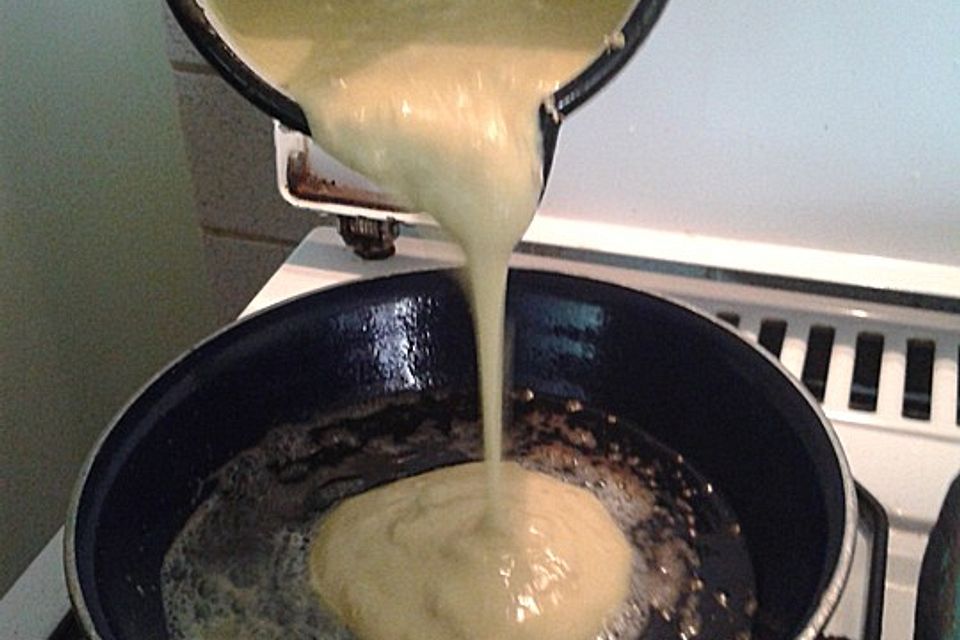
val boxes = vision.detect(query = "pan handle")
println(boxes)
[855,482,888,640]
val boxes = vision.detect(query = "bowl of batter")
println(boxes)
[164,0,669,177]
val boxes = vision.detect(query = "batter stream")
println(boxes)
[167,1,671,638]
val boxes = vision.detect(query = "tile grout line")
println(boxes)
[200,225,303,248]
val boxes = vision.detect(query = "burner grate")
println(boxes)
[683,288,960,440]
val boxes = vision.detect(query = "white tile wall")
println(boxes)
[162,4,331,319]
[172,71,325,242]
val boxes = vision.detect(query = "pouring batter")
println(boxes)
[312,462,634,640]
[197,1,636,637]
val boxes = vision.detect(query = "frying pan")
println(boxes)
[65,269,856,639]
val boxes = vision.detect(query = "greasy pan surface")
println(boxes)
[66,269,854,640]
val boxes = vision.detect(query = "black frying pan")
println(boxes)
[66,270,855,640]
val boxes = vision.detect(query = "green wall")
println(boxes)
[0,0,215,593]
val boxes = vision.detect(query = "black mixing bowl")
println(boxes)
[163,0,670,184]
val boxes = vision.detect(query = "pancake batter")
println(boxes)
[197,1,636,637]
[311,462,633,640]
